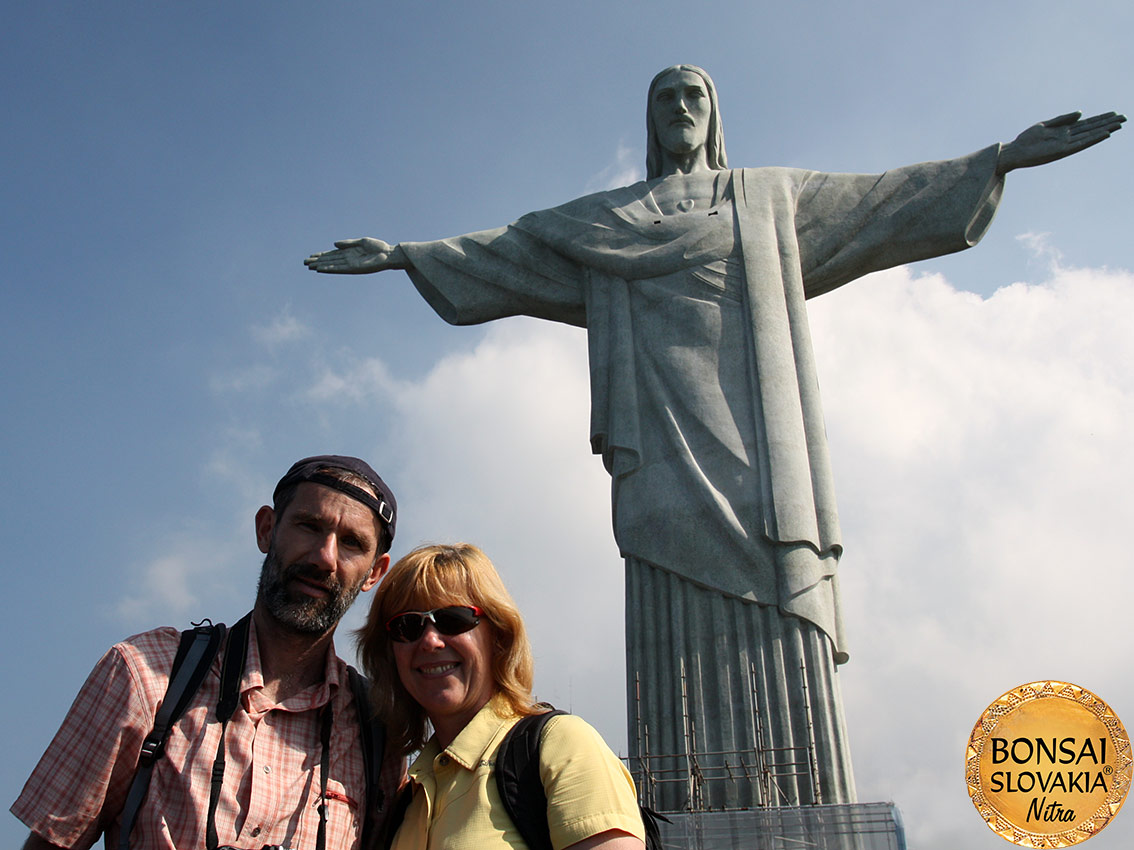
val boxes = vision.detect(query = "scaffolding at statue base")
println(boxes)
[655,803,907,850]
[625,659,906,850]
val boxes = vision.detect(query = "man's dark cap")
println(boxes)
[273,455,396,543]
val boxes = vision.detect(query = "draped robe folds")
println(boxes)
[401,146,1004,808]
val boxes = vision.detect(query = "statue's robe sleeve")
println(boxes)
[730,145,1005,554]
[401,224,589,327]
[794,145,1005,297]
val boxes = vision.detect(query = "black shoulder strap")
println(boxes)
[379,784,414,850]
[214,613,250,723]
[496,708,672,850]
[117,621,226,850]
[348,666,389,850]
[205,613,251,850]
[640,805,671,850]
[495,709,566,850]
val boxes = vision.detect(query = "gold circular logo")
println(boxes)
[967,681,1132,846]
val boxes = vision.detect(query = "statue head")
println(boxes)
[646,64,728,180]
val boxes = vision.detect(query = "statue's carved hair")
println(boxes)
[646,64,728,180]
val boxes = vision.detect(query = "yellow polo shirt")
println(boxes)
[392,697,645,850]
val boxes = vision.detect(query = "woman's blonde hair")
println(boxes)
[356,543,538,756]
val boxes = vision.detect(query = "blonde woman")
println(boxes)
[358,543,644,850]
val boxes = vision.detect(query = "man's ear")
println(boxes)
[361,552,391,592]
[254,505,275,554]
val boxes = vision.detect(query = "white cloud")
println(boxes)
[586,142,645,192]
[112,526,248,630]
[305,357,402,404]
[111,432,278,633]
[808,261,1134,848]
[252,306,311,348]
[209,308,312,395]
[1016,230,1063,268]
[114,552,200,621]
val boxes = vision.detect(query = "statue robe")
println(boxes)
[401,146,1003,808]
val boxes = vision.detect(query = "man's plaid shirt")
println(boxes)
[12,618,404,850]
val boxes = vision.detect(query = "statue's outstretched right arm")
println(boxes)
[304,238,411,274]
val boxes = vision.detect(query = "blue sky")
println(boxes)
[3,2,1133,847]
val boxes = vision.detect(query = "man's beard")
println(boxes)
[256,546,367,634]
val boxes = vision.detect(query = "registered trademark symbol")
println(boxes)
[1104,765,1114,775]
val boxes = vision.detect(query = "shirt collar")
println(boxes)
[241,615,345,717]
[410,694,514,776]
[445,695,513,769]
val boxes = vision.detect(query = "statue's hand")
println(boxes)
[304,238,409,274]
[997,111,1125,175]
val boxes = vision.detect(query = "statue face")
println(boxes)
[650,69,712,157]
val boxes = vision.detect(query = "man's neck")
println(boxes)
[251,607,336,704]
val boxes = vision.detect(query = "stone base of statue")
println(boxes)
[655,802,907,850]
[626,559,856,811]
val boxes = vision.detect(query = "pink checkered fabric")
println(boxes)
[12,620,404,850]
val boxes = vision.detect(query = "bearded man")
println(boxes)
[13,456,405,850]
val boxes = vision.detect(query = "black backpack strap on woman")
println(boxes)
[496,708,671,850]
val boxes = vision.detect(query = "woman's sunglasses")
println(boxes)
[385,605,485,643]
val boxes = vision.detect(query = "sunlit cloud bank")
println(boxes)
[808,260,1134,847]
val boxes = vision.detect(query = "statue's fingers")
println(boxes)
[1041,110,1083,128]
[1069,112,1126,135]
[1066,134,1110,156]
[313,251,353,269]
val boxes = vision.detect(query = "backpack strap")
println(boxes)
[348,666,389,850]
[379,784,414,850]
[117,621,226,850]
[205,612,251,850]
[495,709,566,850]
[495,708,672,850]
[640,805,671,850]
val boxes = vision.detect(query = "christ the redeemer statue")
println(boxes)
[306,65,1123,810]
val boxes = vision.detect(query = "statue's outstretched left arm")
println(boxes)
[996,111,1125,176]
